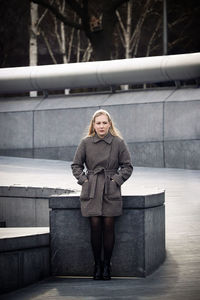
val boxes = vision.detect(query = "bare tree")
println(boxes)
[29,2,39,96]
[30,0,129,61]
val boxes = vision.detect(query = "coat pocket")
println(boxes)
[108,179,121,199]
[80,180,89,200]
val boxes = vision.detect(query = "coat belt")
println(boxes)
[87,167,118,198]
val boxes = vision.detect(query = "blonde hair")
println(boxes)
[87,109,122,138]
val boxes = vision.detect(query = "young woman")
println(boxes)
[71,109,133,280]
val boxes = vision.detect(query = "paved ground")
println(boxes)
[0,156,200,299]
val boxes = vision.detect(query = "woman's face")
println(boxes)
[93,114,111,138]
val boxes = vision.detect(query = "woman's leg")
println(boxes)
[90,216,103,264]
[90,216,103,279]
[103,216,115,263]
[102,216,115,279]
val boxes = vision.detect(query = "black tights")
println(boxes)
[90,216,115,264]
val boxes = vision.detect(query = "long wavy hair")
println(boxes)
[87,109,122,138]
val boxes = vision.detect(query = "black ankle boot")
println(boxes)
[102,262,111,280]
[93,262,102,280]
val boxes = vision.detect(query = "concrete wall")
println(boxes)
[0,87,200,169]
[0,186,71,227]
[0,230,49,294]
[50,192,165,277]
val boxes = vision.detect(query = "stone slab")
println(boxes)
[49,191,165,209]
[0,228,50,294]
[101,102,164,142]
[33,145,77,161]
[128,141,164,167]
[103,88,174,105]
[34,107,97,147]
[35,93,108,110]
[50,192,165,277]
[0,148,33,158]
[0,247,49,294]
[164,139,200,169]
[0,186,70,198]
[0,230,49,252]
[165,87,200,102]
[164,100,200,140]
[0,111,33,149]
[0,87,200,169]
[0,186,72,227]
[0,97,42,112]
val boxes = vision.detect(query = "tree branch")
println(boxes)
[67,0,84,19]
[116,9,126,37]
[112,0,129,11]
[146,17,162,56]
[37,0,54,26]
[40,29,57,63]
[30,0,83,30]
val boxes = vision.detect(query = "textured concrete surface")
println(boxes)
[0,87,200,169]
[50,193,165,277]
[0,228,49,251]
[0,156,200,299]
[0,186,71,227]
[0,228,50,294]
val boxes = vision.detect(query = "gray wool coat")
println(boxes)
[71,132,133,217]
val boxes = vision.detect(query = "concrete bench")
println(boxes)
[0,228,50,294]
[50,189,165,277]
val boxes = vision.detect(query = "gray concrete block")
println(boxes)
[50,192,165,210]
[164,100,200,140]
[22,248,50,285]
[50,209,91,276]
[0,111,33,149]
[101,103,163,142]
[0,186,71,227]
[3,197,36,227]
[50,193,165,277]
[128,141,164,167]
[34,145,77,161]
[166,87,200,102]
[103,88,174,106]
[0,148,33,158]
[34,107,97,148]
[0,247,50,294]
[35,198,50,226]
[1,87,199,169]
[0,97,42,112]
[0,228,50,294]
[144,206,165,275]
[0,233,49,252]
[0,197,5,222]
[0,186,70,198]
[116,206,165,277]
[0,252,20,293]
[50,193,81,209]
[35,93,108,110]
[164,140,200,169]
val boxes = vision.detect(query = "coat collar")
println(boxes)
[93,131,114,144]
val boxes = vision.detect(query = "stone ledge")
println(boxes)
[0,186,75,227]
[0,186,72,198]
[0,228,49,252]
[49,189,165,209]
[0,228,50,294]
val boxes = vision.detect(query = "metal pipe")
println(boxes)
[0,53,199,94]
